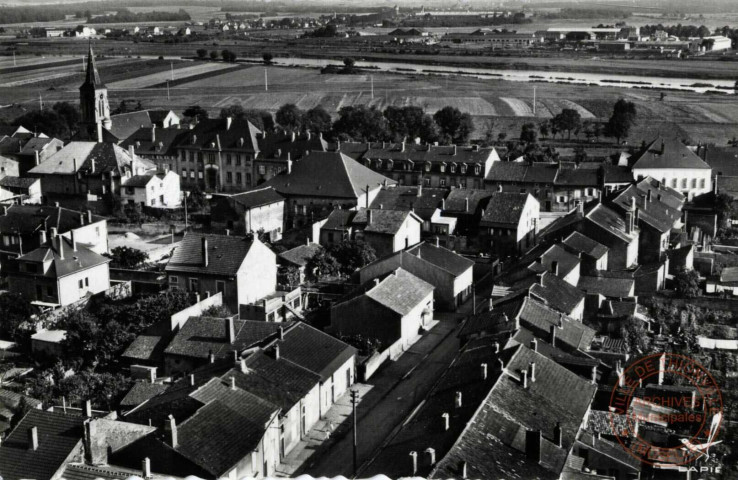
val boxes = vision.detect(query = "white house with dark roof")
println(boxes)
[120,169,180,208]
[165,233,276,312]
[7,232,111,307]
[528,244,581,286]
[480,192,539,256]
[631,137,712,200]
[561,231,609,273]
[209,187,285,241]
[330,268,434,350]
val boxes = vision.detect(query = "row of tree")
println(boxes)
[89,8,190,24]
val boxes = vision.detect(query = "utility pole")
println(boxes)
[371,75,374,99]
[472,285,476,314]
[533,86,537,116]
[171,61,174,81]
[264,68,268,91]
[38,93,43,111]
[350,389,359,476]
[13,51,16,67]
[166,80,170,101]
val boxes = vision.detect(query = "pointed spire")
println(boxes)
[82,42,104,88]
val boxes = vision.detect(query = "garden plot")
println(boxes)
[408,96,496,115]
[108,62,235,89]
[544,99,596,119]
[500,97,534,117]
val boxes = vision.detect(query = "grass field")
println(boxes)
[107,62,237,89]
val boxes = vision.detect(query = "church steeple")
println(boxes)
[79,43,111,133]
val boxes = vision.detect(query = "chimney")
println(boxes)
[128,144,135,159]
[189,374,195,386]
[435,236,440,248]
[202,237,209,267]
[625,212,633,234]
[425,447,436,466]
[630,196,636,212]
[226,116,233,130]
[34,150,40,166]
[455,391,462,408]
[647,189,652,203]
[274,343,280,361]
[481,363,488,380]
[497,358,505,371]
[208,351,215,364]
[166,414,178,448]
[417,183,422,197]
[553,422,562,447]
[441,412,450,431]
[287,158,293,175]
[85,400,92,418]
[225,229,230,236]
[714,174,719,195]
[367,210,372,225]
[660,140,665,154]
[550,324,557,347]
[410,451,418,475]
[227,317,235,344]
[530,338,538,352]
[464,198,469,212]
[28,426,39,450]
[493,341,500,353]
[521,369,528,389]
[551,261,559,276]
[453,145,457,155]
[230,376,236,391]
[142,457,151,479]
[591,366,598,385]
[39,230,47,245]
[96,122,103,143]
[79,212,85,225]
[50,227,58,238]
[529,362,536,382]
[525,430,542,463]
[441,198,446,210]
[278,326,284,340]
[291,131,296,142]
[71,230,77,252]
[461,461,468,479]
[57,235,65,260]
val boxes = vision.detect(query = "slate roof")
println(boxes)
[278,242,322,267]
[602,164,635,184]
[515,297,595,351]
[585,203,636,243]
[370,186,446,221]
[485,161,529,182]
[0,409,85,480]
[257,129,328,159]
[405,242,474,276]
[561,231,608,260]
[223,187,284,209]
[442,188,493,215]
[121,334,164,362]
[458,309,516,339]
[529,244,580,280]
[277,322,357,381]
[578,274,635,298]
[352,208,418,235]
[119,382,169,408]
[632,137,711,170]
[121,174,157,188]
[529,272,585,316]
[164,317,290,360]
[29,142,151,176]
[610,183,681,233]
[165,233,255,277]
[120,126,187,156]
[108,111,154,142]
[480,192,533,226]
[363,143,494,164]
[321,209,355,231]
[263,151,395,200]
[364,268,434,316]
[12,236,110,279]
[0,176,39,189]
[81,45,104,88]
[554,163,600,187]
[0,205,105,237]
[175,117,261,153]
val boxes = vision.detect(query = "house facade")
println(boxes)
[120,170,181,208]
[209,187,285,241]
[479,192,539,256]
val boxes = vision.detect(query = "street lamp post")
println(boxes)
[350,389,359,475]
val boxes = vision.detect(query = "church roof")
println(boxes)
[80,45,104,89]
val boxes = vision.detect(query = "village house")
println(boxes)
[0,176,42,204]
[7,232,111,308]
[165,233,276,312]
[1,137,64,175]
[119,125,188,172]
[575,203,640,271]
[277,241,322,285]
[631,137,712,200]
[440,188,494,234]
[355,241,473,311]
[209,187,285,241]
[561,231,609,273]
[263,151,395,228]
[528,244,581,286]
[253,130,329,186]
[479,192,539,256]
[369,185,447,234]
[319,208,423,257]
[331,268,434,352]
[120,169,181,208]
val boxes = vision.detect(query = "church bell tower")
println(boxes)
[79,44,111,131]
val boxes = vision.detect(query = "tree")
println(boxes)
[675,270,701,298]
[306,249,341,281]
[343,57,356,72]
[12,102,81,140]
[221,49,237,62]
[106,246,148,269]
[209,50,218,60]
[539,121,550,139]
[328,240,377,275]
[332,105,389,142]
[276,103,305,130]
[262,52,274,65]
[383,106,438,143]
[552,108,582,140]
[433,106,474,144]
[304,106,332,134]
[196,48,207,59]
[183,105,209,120]
[715,193,736,229]
[0,292,37,343]
[620,317,650,354]
[520,122,538,145]
[203,304,232,318]
[605,99,637,144]
[481,119,496,147]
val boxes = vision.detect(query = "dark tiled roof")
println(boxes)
[175,117,261,154]
[109,111,155,144]
[322,209,355,231]
[578,274,634,298]
[0,389,42,411]
[363,143,494,165]
[529,272,585,316]
[12,236,110,279]
[602,164,635,184]
[257,129,328,159]
[278,243,322,267]
[165,233,255,277]
[610,183,681,233]
[459,309,516,339]
[485,161,529,182]
[263,151,395,200]
[29,142,147,176]
[120,382,169,408]
[554,164,599,187]
[370,186,446,221]
[480,192,533,226]
[353,208,417,235]
[561,231,608,260]
[225,187,284,209]
[0,409,85,480]
[529,244,580,280]
[364,268,434,316]
[442,188,493,215]
[121,335,164,362]
[585,203,636,243]
[121,174,156,188]
[405,242,474,276]
[278,322,356,381]
[120,126,187,156]
[0,176,39,189]
[516,297,595,351]
[631,137,710,170]
[524,163,559,183]
[0,205,104,238]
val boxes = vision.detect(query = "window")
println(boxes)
[258,165,266,175]
[424,177,431,186]
[425,163,431,172]
[198,171,203,179]
[700,178,706,188]
[169,276,178,285]
[691,178,697,188]
[25,263,38,273]
[460,178,467,188]
[236,173,242,184]
[189,151,195,162]
[226,154,232,165]
[236,155,242,166]
[150,199,155,206]
[460,164,467,174]
[450,164,456,173]
[190,171,195,179]
[216,280,226,294]
[189,278,199,291]
[78,279,84,289]
[440,178,447,187]
[681,178,687,188]
[197,152,203,162]
[520,188,526,194]
[474,165,480,175]
[440,164,446,173]
[672,178,677,188]
[246,173,252,185]
[125,187,134,195]
[207,153,216,164]
[85,278,89,287]
[227,172,233,183]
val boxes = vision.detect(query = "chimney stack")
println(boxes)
[464,197,469,212]
[551,261,559,276]
[425,447,436,466]
[525,430,542,463]
[128,144,135,159]
[550,324,557,347]
[226,116,232,131]
[39,230,47,245]
[529,362,536,383]
[521,369,528,389]
[230,376,236,391]
[142,458,151,478]
[481,363,488,380]
[28,426,39,450]
[202,237,209,267]
[591,366,598,385]
[274,344,280,361]
[34,150,40,166]
[410,451,418,475]
[85,400,92,418]
[367,209,372,225]
[493,341,500,353]
[279,326,284,341]
[455,391,462,408]
[227,317,235,344]
[625,212,633,234]
[530,338,538,352]
[71,230,77,252]
[189,374,195,386]
[208,350,215,364]
[647,189,652,203]
[442,412,450,431]
[166,414,178,448]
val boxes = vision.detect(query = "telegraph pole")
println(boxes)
[370,75,374,99]
[166,80,170,101]
[13,51,16,67]
[533,86,537,116]
[350,389,359,476]
[264,68,268,91]
[170,61,174,81]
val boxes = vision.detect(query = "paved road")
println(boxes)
[303,318,461,478]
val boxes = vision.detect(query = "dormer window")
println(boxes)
[376,159,382,169]
[386,160,393,170]
[440,163,446,173]
[450,164,456,174]
[425,162,431,172]
[460,164,467,174]
[474,164,480,175]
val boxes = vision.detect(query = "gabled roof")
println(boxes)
[0,176,39,189]
[0,205,105,237]
[165,233,256,277]
[610,181,682,233]
[561,231,608,260]
[29,142,150,176]
[362,143,495,164]
[442,188,493,215]
[352,208,420,235]
[223,187,284,209]
[585,203,637,243]
[529,272,585,316]
[631,137,711,170]
[120,382,169,408]
[485,161,529,182]
[277,322,356,381]
[528,244,580,280]
[121,174,157,188]
[578,273,635,298]
[13,236,110,279]
[175,117,261,153]
[0,409,85,480]
[119,125,188,156]
[480,192,534,226]
[278,242,322,267]
[554,163,600,187]
[369,186,446,221]
[363,268,434,316]
[322,209,355,231]
[406,241,474,276]
[515,296,595,351]
[264,151,395,199]
[108,111,153,142]
[257,129,328,159]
